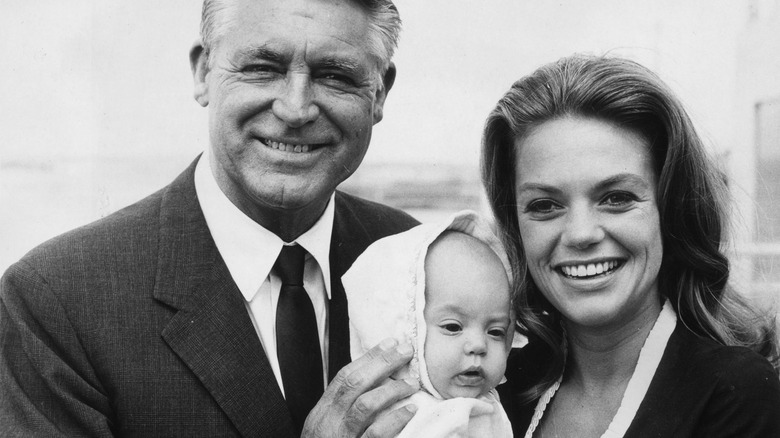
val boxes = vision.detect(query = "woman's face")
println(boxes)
[513,116,663,331]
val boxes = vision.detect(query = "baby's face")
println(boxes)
[423,233,513,399]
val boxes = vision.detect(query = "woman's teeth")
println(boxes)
[561,261,619,278]
[265,139,311,153]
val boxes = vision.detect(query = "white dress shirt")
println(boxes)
[194,152,334,394]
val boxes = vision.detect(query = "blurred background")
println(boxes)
[1,0,778,311]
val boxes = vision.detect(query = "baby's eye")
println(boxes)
[441,323,462,334]
[488,328,506,338]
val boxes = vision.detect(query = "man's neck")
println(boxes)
[207,159,331,242]
[254,205,327,243]
[229,195,329,243]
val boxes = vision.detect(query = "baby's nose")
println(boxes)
[464,333,487,356]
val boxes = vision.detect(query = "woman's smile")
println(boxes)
[558,260,622,279]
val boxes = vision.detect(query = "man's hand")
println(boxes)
[302,338,419,437]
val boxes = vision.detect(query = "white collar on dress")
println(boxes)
[524,300,677,438]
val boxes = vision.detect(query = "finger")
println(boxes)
[325,338,414,407]
[344,377,419,433]
[361,403,417,438]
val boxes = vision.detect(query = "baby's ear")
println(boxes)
[510,325,528,349]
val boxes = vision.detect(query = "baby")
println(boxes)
[343,210,515,437]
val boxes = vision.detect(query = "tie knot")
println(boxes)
[274,244,306,286]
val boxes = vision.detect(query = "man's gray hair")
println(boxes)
[199,0,401,87]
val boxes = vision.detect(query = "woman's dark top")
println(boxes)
[498,323,780,437]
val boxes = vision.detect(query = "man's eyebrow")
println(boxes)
[315,57,365,75]
[235,46,287,63]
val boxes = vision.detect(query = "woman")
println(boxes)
[482,54,780,437]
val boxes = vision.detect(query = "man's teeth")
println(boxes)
[266,140,311,153]
[561,261,619,278]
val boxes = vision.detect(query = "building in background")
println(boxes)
[731,0,780,307]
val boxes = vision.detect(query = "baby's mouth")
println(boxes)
[559,260,622,279]
[458,367,484,383]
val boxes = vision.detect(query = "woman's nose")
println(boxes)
[272,74,320,128]
[562,205,605,249]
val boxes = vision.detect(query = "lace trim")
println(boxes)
[523,374,562,438]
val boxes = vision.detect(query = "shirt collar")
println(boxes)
[194,152,334,302]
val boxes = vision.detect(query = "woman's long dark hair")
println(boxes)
[482,54,779,403]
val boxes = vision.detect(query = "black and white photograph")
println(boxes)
[2,1,779,436]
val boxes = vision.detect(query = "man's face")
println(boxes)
[193,0,389,230]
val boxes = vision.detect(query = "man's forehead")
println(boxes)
[231,0,370,34]
[219,0,372,55]
[233,42,370,73]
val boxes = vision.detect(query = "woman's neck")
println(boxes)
[563,300,662,392]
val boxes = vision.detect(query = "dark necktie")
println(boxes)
[274,244,324,435]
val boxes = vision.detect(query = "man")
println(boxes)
[0,0,420,436]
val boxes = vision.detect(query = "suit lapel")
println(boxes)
[327,193,382,380]
[153,159,295,437]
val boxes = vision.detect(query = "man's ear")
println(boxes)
[190,39,210,107]
[372,62,396,124]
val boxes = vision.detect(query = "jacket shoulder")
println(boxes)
[12,188,166,275]
[335,191,420,237]
[330,192,420,275]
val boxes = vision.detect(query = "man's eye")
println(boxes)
[319,73,357,86]
[442,323,462,333]
[242,65,279,75]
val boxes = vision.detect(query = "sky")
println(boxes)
[0,0,747,164]
[0,0,763,270]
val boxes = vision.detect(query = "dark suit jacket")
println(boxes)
[0,158,419,437]
[499,323,780,437]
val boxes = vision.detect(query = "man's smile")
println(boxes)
[260,138,325,153]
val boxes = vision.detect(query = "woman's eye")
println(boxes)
[525,199,561,215]
[442,323,462,333]
[602,191,637,207]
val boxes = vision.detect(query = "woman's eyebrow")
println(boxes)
[515,182,561,195]
[516,174,651,194]
[596,173,652,191]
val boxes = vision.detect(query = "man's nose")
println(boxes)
[464,332,487,356]
[562,204,605,249]
[272,74,320,128]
